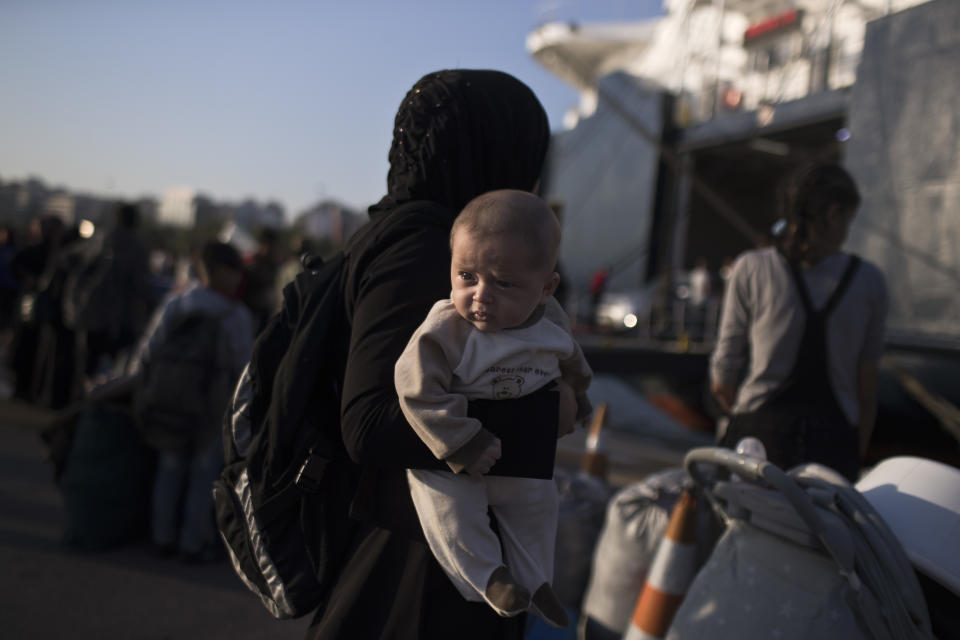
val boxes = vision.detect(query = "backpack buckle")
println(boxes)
[295,454,328,493]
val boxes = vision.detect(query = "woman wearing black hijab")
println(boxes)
[306,70,568,639]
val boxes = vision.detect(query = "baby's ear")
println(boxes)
[540,272,560,303]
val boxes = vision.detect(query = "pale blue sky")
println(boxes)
[1,0,662,218]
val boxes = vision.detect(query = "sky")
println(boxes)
[0,0,664,219]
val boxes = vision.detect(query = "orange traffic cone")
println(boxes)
[623,489,699,640]
[581,402,608,480]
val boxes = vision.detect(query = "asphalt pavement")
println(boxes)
[0,398,313,640]
[0,373,686,640]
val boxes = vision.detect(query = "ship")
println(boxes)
[528,0,960,467]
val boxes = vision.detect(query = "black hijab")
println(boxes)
[371,69,550,215]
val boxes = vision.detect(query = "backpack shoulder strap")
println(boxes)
[783,253,861,317]
[822,254,861,316]
[783,257,815,314]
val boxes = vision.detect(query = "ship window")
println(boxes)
[748,32,803,73]
[768,43,787,68]
[751,38,795,72]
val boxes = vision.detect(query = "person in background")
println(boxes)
[689,257,711,308]
[0,226,20,333]
[688,256,712,340]
[588,265,610,328]
[709,163,888,481]
[395,190,592,629]
[128,241,254,563]
[307,69,576,640]
[718,257,734,292]
[76,202,154,380]
[16,217,83,408]
[8,216,65,401]
[242,227,285,334]
[272,234,317,314]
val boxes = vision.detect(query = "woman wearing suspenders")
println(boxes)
[710,163,889,481]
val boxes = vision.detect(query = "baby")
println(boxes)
[395,189,592,628]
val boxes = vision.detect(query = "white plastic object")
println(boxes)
[730,437,767,484]
[856,456,960,597]
[734,436,767,460]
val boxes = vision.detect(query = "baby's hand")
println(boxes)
[466,438,502,477]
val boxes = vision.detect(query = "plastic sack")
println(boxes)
[666,520,865,639]
[668,448,935,640]
[553,469,615,610]
[59,405,155,550]
[578,468,688,640]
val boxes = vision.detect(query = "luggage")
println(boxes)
[664,447,934,640]
[133,310,231,453]
[58,405,154,551]
[578,468,688,640]
[552,470,614,609]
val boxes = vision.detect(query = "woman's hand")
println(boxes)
[710,380,737,414]
[466,438,502,477]
[556,379,577,438]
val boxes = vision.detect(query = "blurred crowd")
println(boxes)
[0,204,307,409]
[584,255,736,346]
[0,203,324,564]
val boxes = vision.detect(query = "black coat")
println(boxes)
[307,69,553,640]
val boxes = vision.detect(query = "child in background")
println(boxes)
[395,189,592,627]
[130,241,254,562]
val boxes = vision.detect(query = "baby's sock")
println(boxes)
[484,566,530,616]
[531,583,569,628]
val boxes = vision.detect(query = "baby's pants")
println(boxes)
[407,469,559,614]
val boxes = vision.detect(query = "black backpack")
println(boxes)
[134,309,232,453]
[212,202,448,620]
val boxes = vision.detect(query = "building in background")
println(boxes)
[0,177,133,232]
[158,186,286,233]
[231,199,285,230]
[294,200,365,246]
[157,187,197,228]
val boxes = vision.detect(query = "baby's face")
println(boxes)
[450,228,555,332]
